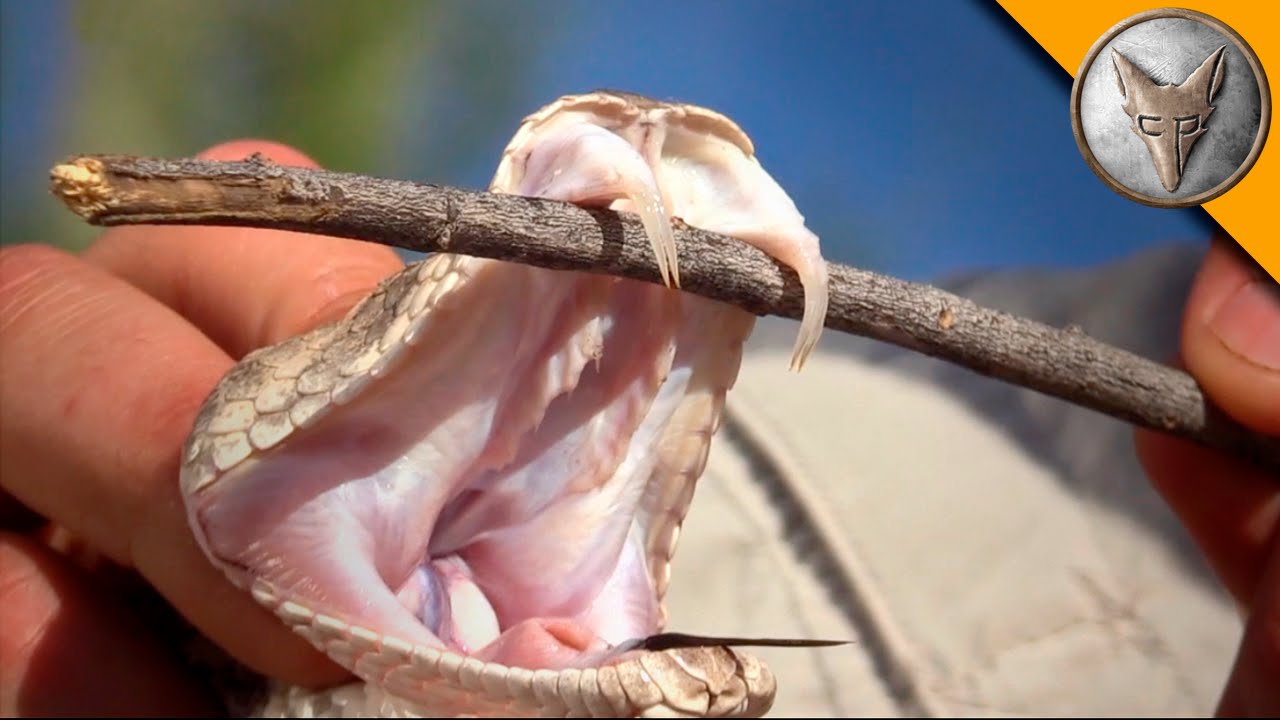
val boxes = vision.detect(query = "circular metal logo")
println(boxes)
[1071,8,1270,208]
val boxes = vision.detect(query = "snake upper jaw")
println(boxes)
[494,90,830,370]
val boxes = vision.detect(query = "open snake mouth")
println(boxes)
[184,253,708,672]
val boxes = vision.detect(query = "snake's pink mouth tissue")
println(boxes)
[188,258,728,670]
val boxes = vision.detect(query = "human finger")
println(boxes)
[1181,236,1280,433]
[1136,426,1279,603]
[0,244,346,687]
[1135,237,1280,603]
[1216,537,1280,716]
[0,532,219,716]
[83,140,403,357]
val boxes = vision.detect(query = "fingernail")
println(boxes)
[1208,279,1280,371]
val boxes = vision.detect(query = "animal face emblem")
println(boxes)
[1112,46,1227,192]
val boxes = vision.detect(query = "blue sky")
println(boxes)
[505,1,1216,279]
[2,1,1214,280]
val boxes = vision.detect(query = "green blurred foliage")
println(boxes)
[5,0,549,251]
[69,1,428,171]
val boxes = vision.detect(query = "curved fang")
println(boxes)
[516,121,679,289]
[722,224,828,371]
[633,183,680,289]
[791,241,829,371]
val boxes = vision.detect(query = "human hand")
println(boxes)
[1136,236,1280,716]
[0,141,403,715]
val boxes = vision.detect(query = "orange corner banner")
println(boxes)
[998,1,1277,281]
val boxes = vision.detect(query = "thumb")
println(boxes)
[1135,235,1280,716]
[1135,235,1280,600]
[1182,235,1280,434]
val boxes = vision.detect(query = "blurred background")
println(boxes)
[1,0,1215,279]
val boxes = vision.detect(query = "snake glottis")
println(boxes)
[179,91,831,718]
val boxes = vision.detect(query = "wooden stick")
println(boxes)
[49,154,1280,471]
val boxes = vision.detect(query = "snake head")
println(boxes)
[180,90,826,717]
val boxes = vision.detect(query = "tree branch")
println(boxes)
[49,154,1280,472]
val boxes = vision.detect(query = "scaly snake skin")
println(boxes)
[181,91,817,718]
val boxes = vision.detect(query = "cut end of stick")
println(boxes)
[50,157,112,220]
